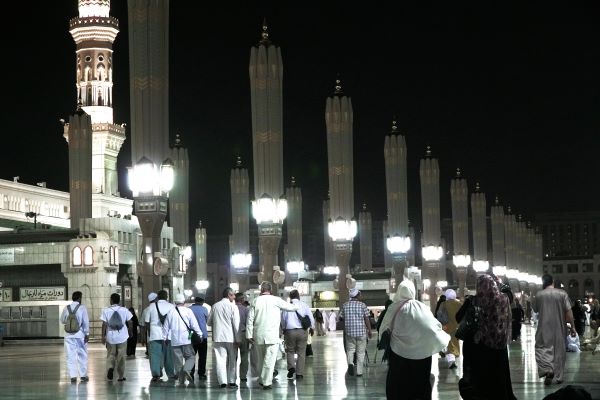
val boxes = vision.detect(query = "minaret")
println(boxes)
[67,0,125,195]
[419,146,443,310]
[326,77,356,306]
[490,196,506,276]
[471,183,489,275]
[229,157,250,291]
[250,20,286,287]
[323,198,335,267]
[170,134,189,246]
[516,215,527,291]
[127,0,170,169]
[359,203,372,271]
[68,103,93,229]
[450,168,470,297]
[285,177,303,276]
[504,207,518,288]
[384,119,411,284]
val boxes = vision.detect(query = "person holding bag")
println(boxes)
[457,274,516,400]
[379,279,450,400]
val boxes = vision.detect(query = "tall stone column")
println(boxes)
[285,177,303,283]
[323,199,336,267]
[169,135,189,246]
[504,208,519,291]
[471,183,489,276]
[195,222,207,283]
[230,157,250,292]
[419,147,443,311]
[325,79,356,307]
[358,204,372,272]
[68,107,93,229]
[450,169,470,298]
[250,22,286,288]
[490,197,506,277]
[384,119,410,287]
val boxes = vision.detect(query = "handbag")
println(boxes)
[455,299,481,341]
[377,300,408,362]
[175,306,203,346]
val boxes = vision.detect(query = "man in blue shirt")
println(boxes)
[281,289,315,380]
[190,296,209,379]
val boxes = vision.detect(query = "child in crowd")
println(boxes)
[566,324,581,353]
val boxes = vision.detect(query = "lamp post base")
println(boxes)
[258,229,281,289]
[334,241,352,306]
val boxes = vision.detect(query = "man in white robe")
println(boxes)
[208,287,240,388]
[533,274,575,385]
[247,281,299,389]
[328,310,337,331]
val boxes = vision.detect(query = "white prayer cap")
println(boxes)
[148,292,158,302]
[349,288,360,298]
[174,293,186,304]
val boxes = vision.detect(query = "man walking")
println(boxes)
[139,292,157,359]
[235,292,250,382]
[208,287,240,388]
[60,291,90,383]
[100,293,133,382]
[145,289,176,382]
[190,295,209,379]
[533,274,576,385]
[281,289,314,380]
[339,288,372,377]
[164,293,202,385]
[247,281,299,389]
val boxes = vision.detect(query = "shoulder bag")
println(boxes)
[455,299,481,341]
[377,300,408,362]
[175,307,203,346]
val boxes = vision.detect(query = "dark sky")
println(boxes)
[3,2,600,238]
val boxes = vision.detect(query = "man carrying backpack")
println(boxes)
[100,293,133,382]
[60,291,90,383]
[145,289,176,382]
[281,289,314,380]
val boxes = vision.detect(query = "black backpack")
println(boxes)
[156,302,167,325]
[296,311,311,330]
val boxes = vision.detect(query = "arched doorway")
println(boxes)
[567,279,579,300]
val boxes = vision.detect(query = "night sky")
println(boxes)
[3,2,599,239]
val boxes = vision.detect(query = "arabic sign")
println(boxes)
[20,287,66,301]
[0,248,14,264]
[0,288,12,302]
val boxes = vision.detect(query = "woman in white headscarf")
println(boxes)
[437,288,462,369]
[379,279,450,400]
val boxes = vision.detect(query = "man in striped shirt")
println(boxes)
[339,288,372,377]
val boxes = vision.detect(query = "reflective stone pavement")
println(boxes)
[1,324,599,399]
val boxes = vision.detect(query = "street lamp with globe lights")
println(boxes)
[328,217,357,305]
[422,244,443,311]
[252,194,287,289]
[386,234,411,290]
[453,254,471,297]
[128,156,175,310]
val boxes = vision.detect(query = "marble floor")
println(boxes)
[1,324,599,399]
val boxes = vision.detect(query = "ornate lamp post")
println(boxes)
[325,78,356,307]
[471,183,489,276]
[386,235,411,288]
[128,156,174,309]
[230,157,252,292]
[450,168,471,297]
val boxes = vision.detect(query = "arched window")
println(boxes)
[114,246,119,266]
[109,246,115,266]
[72,246,82,267]
[83,245,93,266]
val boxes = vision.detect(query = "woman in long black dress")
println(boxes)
[126,307,139,357]
[457,274,516,400]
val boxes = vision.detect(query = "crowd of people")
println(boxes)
[59,273,599,399]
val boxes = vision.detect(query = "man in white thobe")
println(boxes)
[208,287,240,388]
[60,291,90,383]
[247,281,299,389]
[164,294,202,386]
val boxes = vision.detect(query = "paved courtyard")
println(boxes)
[1,324,599,399]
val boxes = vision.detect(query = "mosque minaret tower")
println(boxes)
[66,0,125,196]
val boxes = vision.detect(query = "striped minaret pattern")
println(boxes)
[67,0,125,195]
[230,157,250,257]
[250,22,285,285]
[323,199,335,267]
[490,197,506,270]
[68,106,93,229]
[285,177,303,263]
[359,204,372,271]
[384,120,409,237]
[127,0,170,168]
[450,169,469,295]
[471,183,488,273]
[169,135,189,246]
[325,78,355,306]
[419,147,442,310]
